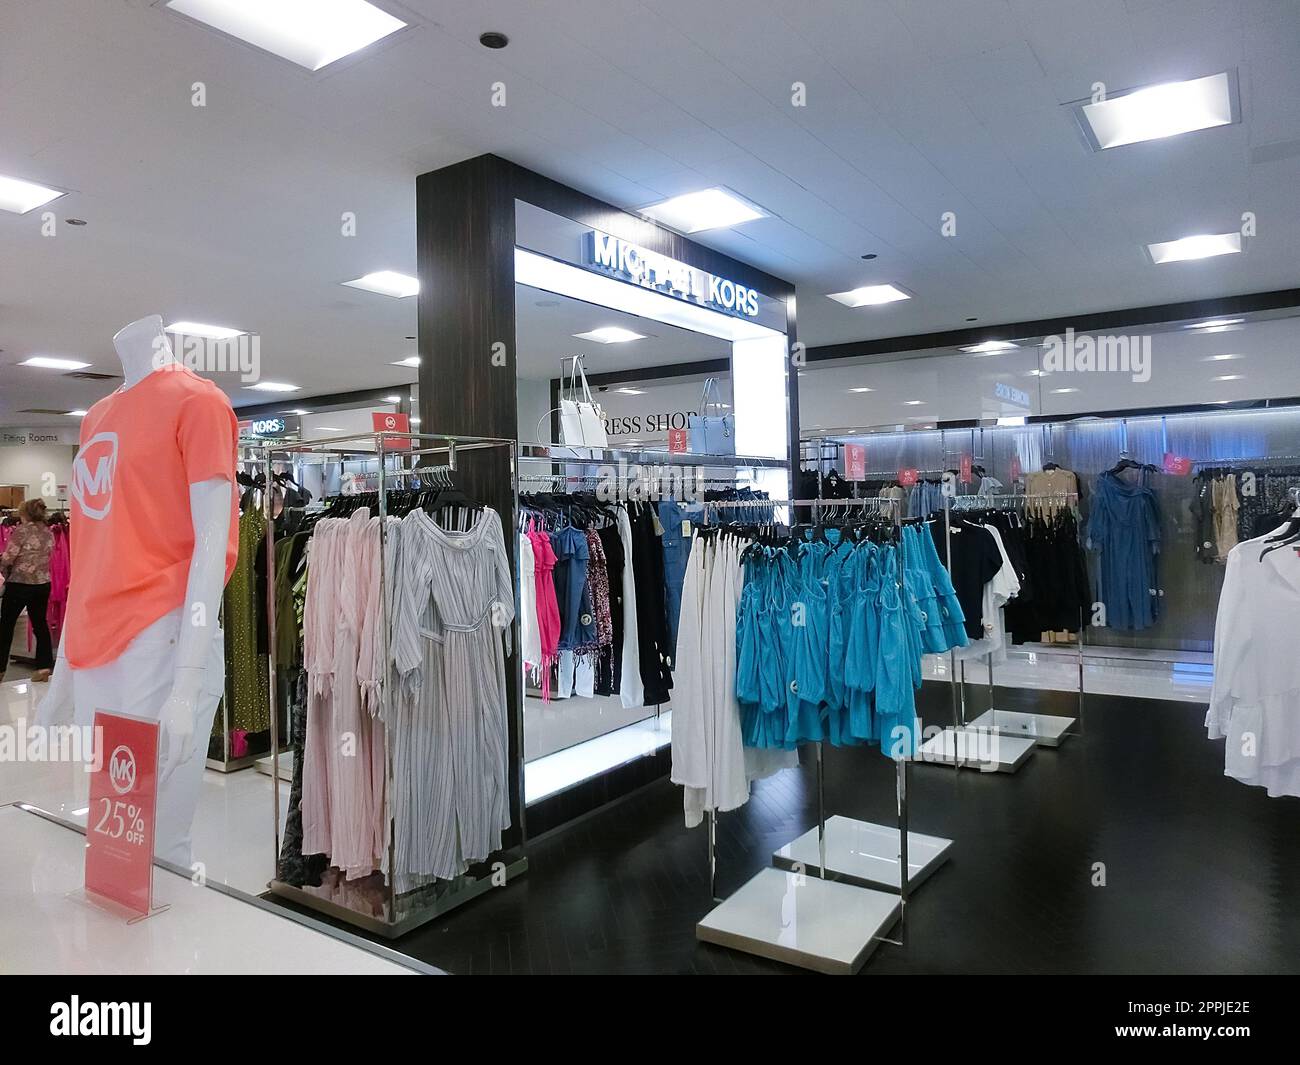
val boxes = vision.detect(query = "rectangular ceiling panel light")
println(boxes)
[827,284,911,308]
[165,320,246,339]
[0,174,65,214]
[342,270,419,298]
[1147,232,1242,264]
[639,188,765,233]
[573,327,646,344]
[166,0,406,72]
[1077,71,1236,150]
[959,341,1018,354]
[21,356,92,370]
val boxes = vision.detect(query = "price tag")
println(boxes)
[898,467,918,487]
[85,712,160,917]
[372,411,412,451]
[844,443,866,481]
[667,428,688,453]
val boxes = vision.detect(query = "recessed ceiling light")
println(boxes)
[342,270,419,298]
[827,283,912,308]
[860,253,878,260]
[1146,232,1242,264]
[20,356,91,370]
[164,0,406,72]
[959,340,1018,354]
[391,355,420,367]
[1051,387,1080,394]
[849,387,874,393]
[246,381,300,392]
[316,426,346,432]
[165,320,245,339]
[574,327,646,344]
[904,400,925,405]
[66,218,87,226]
[1188,318,1244,329]
[1203,353,1243,361]
[479,31,509,49]
[0,173,65,214]
[615,387,646,395]
[1213,374,1244,381]
[639,188,765,233]
[382,394,402,403]
[1027,369,1048,376]
[284,409,311,415]
[1075,71,1236,150]
[66,410,88,417]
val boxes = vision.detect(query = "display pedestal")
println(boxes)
[965,708,1074,747]
[771,815,951,892]
[256,750,295,780]
[916,726,1035,772]
[695,868,900,975]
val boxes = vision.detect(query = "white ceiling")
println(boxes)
[2,0,1299,426]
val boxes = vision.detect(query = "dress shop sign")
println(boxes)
[584,231,761,319]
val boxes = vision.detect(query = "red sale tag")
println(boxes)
[86,712,160,917]
[667,428,688,453]
[1163,452,1192,476]
[960,455,972,484]
[898,467,918,487]
[372,410,412,451]
[845,443,866,481]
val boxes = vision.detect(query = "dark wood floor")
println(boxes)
[275,686,1300,974]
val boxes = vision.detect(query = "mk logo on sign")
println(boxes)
[70,431,118,520]
[108,744,137,795]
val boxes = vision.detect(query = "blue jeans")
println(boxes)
[657,499,701,666]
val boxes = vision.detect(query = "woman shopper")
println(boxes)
[0,498,56,683]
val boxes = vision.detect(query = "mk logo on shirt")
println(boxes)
[71,432,119,520]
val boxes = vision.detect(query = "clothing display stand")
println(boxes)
[695,497,915,975]
[767,498,953,893]
[261,431,528,939]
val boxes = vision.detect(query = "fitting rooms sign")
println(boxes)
[2,428,80,446]
[584,231,760,319]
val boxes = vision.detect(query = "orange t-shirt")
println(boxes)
[66,365,239,669]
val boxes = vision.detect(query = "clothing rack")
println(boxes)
[258,430,527,938]
[694,495,930,972]
[918,492,1083,773]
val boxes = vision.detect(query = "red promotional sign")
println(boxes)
[1010,453,1023,482]
[85,712,159,917]
[898,467,919,487]
[372,411,412,451]
[960,454,972,484]
[844,443,866,481]
[667,428,688,453]
[1163,452,1192,476]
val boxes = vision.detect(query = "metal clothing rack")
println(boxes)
[694,495,935,974]
[918,492,1083,773]
[258,430,527,938]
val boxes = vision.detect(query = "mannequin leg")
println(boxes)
[71,609,224,867]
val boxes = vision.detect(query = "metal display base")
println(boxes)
[771,816,952,892]
[916,726,1036,772]
[255,750,295,779]
[966,708,1075,747]
[205,753,261,773]
[696,868,901,975]
[267,850,529,940]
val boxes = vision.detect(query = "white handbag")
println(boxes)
[558,356,609,448]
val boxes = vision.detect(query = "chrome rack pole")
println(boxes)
[944,496,961,767]
[265,446,282,874]
[376,434,397,924]
[708,809,719,903]
[816,742,827,879]
[1076,605,1086,737]
[897,755,909,943]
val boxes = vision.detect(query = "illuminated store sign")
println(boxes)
[994,382,1031,407]
[583,231,760,318]
[242,417,286,437]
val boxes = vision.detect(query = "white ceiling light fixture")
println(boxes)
[382,394,402,403]
[164,320,246,339]
[849,387,874,393]
[1187,318,1244,329]
[1051,387,1080,394]
[904,399,925,406]
[342,270,420,298]
[639,188,765,233]
[1213,374,1244,381]
[614,387,646,395]
[246,381,301,392]
[391,355,420,368]
[0,173,66,214]
[573,327,646,344]
[1146,232,1243,264]
[20,356,91,370]
[164,0,406,72]
[997,416,1027,427]
[66,410,88,417]
[959,340,1018,354]
[1203,353,1243,362]
[827,284,912,308]
[1073,71,1237,151]
[284,408,311,415]
[316,426,347,432]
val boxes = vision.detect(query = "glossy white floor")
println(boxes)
[0,676,432,974]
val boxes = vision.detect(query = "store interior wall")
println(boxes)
[0,444,76,506]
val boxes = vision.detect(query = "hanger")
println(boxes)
[1259,488,1300,559]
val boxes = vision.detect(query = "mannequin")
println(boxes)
[38,315,238,866]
